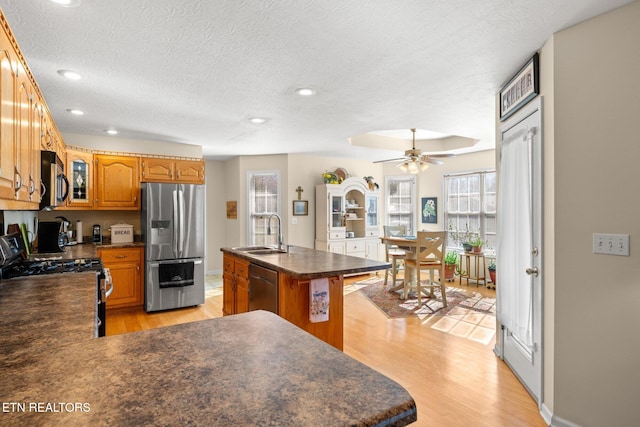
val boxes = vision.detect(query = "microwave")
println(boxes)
[40,151,70,211]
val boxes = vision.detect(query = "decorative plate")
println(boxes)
[335,167,349,182]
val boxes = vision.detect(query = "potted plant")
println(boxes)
[488,259,496,286]
[448,222,475,252]
[469,237,484,253]
[444,251,458,281]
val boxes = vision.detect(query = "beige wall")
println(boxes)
[546,2,640,426]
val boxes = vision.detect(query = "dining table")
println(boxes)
[380,235,420,292]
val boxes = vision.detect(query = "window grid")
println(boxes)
[444,171,496,253]
[248,172,280,246]
[385,176,416,235]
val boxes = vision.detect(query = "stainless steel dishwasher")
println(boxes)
[249,263,279,314]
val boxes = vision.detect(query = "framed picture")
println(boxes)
[421,197,437,224]
[226,201,237,219]
[293,200,308,216]
[500,52,539,121]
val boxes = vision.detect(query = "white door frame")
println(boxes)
[496,97,543,405]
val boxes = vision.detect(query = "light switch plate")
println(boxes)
[593,233,630,256]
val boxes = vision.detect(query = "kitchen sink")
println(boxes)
[231,246,288,255]
[231,246,273,252]
[244,248,288,255]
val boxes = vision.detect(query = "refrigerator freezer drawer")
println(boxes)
[145,258,204,312]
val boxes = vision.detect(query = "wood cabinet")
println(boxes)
[222,254,249,316]
[141,157,205,184]
[278,273,343,350]
[0,43,17,201]
[0,11,65,210]
[94,154,140,210]
[98,246,144,309]
[65,148,94,209]
[315,177,381,261]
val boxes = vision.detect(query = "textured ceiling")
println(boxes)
[0,0,633,160]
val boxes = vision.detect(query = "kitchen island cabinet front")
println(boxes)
[221,246,389,350]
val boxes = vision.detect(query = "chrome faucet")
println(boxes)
[267,213,285,251]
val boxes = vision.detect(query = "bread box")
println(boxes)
[110,222,134,244]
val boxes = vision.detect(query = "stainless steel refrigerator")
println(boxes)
[141,183,205,312]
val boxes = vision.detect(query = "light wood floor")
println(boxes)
[107,275,546,427]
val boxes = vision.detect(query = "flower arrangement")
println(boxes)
[321,171,341,184]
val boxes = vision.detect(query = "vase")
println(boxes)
[472,245,482,253]
[489,270,496,285]
[462,243,473,252]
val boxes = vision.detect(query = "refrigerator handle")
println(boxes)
[173,190,179,258]
[178,190,185,256]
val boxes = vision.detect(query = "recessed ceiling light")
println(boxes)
[295,88,316,96]
[249,117,267,124]
[57,69,82,80]
[66,109,84,115]
[105,129,118,135]
[50,0,81,7]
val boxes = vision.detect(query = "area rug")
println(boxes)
[357,277,496,319]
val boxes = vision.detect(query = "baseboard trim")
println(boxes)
[541,403,582,427]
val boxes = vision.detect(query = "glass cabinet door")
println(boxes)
[72,159,89,202]
[366,194,378,227]
[330,193,344,229]
[66,148,93,208]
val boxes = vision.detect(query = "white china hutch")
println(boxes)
[315,177,381,260]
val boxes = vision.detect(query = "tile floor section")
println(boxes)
[208,274,495,346]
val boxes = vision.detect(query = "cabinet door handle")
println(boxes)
[115,255,127,259]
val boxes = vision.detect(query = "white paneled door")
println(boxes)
[496,98,543,403]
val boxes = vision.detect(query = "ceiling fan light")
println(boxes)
[407,161,419,174]
[420,162,429,171]
[398,162,409,172]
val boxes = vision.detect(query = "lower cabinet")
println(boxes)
[316,237,380,260]
[222,254,249,316]
[98,246,144,309]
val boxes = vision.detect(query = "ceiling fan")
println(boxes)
[373,128,455,174]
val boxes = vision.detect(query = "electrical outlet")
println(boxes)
[593,233,630,256]
[291,218,297,225]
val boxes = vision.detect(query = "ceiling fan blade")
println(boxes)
[427,153,456,158]
[373,157,408,164]
[421,156,445,165]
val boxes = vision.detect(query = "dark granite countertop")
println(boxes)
[221,245,391,279]
[0,272,98,361]
[0,289,416,426]
[28,241,144,261]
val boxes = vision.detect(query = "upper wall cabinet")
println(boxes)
[141,157,205,184]
[0,10,66,210]
[0,39,18,202]
[94,154,140,210]
[65,148,94,209]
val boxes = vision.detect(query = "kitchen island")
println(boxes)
[221,245,390,349]
[0,269,416,426]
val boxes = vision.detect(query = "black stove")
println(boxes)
[0,231,102,280]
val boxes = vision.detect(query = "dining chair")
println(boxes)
[383,225,407,289]
[403,231,448,307]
